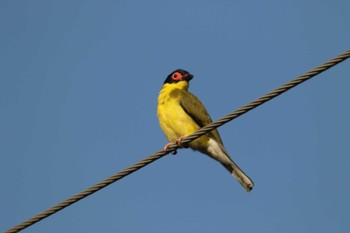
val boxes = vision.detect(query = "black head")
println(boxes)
[164,69,193,84]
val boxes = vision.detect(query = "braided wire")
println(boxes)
[5,49,350,233]
[180,49,350,145]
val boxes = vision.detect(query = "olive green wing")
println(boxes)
[179,91,223,144]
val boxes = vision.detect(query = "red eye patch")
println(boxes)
[171,72,182,81]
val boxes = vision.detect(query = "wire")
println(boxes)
[5,49,350,233]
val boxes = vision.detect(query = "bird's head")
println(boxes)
[164,69,193,84]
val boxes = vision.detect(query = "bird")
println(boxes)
[157,69,254,192]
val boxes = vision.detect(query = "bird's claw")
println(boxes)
[163,143,172,151]
[175,136,185,147]
[163,136,186,155]
[163,142,177,155]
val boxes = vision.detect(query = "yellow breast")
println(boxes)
[157,82,209,150]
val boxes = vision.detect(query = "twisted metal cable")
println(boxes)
[5,49,350,233]
[180,49,350,145]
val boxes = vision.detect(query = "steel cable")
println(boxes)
[5,49,350,233]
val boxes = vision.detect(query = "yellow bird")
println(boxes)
[157,69,254,192]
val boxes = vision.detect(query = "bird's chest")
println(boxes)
[157,94,198,141]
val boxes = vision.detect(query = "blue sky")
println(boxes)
[1,1,350,232]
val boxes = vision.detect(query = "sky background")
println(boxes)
[1,1,350,232]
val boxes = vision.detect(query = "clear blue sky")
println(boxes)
[1,1,350,232]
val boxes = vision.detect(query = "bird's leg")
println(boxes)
[163,142,178,155]
[163,142,173,151]
[163,136,186,155]
[175,136,186,147]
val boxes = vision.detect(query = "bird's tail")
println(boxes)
[206,139,254,192]
[222,158,254,192]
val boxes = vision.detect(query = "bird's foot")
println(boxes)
[163,136,186,155]
[175,136,186,147]
[163,142,178,155]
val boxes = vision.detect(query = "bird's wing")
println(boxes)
[179,91,223,144]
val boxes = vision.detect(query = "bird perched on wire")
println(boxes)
[157,69,254,192]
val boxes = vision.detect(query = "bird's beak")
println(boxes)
[182,73,193,81]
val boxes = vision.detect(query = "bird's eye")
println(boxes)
[171,72,182,81]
